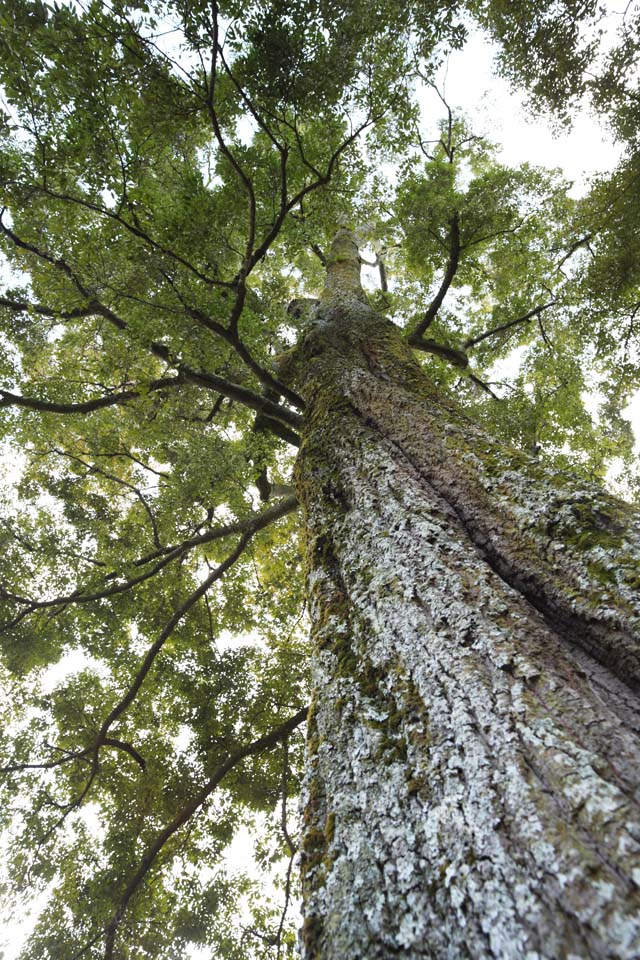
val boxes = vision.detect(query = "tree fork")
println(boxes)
[290,233,640,959]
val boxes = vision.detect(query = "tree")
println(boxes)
[0,1,639,958]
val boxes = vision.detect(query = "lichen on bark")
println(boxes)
[289,232,640,959]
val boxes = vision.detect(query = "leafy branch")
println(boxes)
[464,300,557,350]
[20,525,279,850]
[101,704,308,960]
[2,497,298,626]
[0,376,185,415]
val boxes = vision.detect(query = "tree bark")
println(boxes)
[290,231,640,959]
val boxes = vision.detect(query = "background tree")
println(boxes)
[0,1,639,958]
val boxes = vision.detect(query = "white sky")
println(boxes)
[430,30,623,192]
[1,14,639,960]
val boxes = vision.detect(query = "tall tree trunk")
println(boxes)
[289,231,640,959]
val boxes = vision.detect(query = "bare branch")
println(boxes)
[134,495,298,569]
[159,274,304,409]
[215,40,286,154]
[248,114,379,277]
[94,537,251,745]
[29,531,266,849]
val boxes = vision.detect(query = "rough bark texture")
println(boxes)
[290,231,640,959]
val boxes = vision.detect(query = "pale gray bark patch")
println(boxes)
[340,365,640,687]
[293,300,640,960]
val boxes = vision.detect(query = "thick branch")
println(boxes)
[176,363,302,429]
[0,377,183,415]
[409,336,469,369]
[0,296,98,321]
[409,212,461,340]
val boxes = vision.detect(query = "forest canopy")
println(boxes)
[0,0,639,957]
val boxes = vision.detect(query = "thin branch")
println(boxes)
[32,533,261,849]
[275,849,297,960]
[463,215,531,249]
[94,536,252,745]
[555,234,593,271]
[537,315,554,350]
[0,737,148,776]
[468,372,502,400]
[280,738,297,856]
[215,40,286,154]
[9,183,231,289]
[159,274,304,409]
[2,497,297,624]
[133,495,298,569]
[0,220,302,430]
[103,706,308,960]
[5,504,297,863]
[246,115,378,277]
[205,2,256,265]
[0,747,92,774]
[176,360,302,430]
[103,738,147,771]
[463,300,556,350]
[52,447,162,549]
[0,549,186,629]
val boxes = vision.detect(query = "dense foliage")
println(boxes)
[0,0,638,957]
